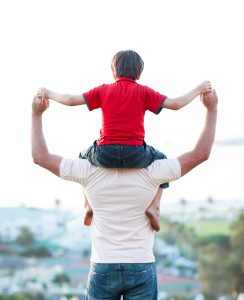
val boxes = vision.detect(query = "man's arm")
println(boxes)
[31,96,63,176]
[37,87,86,106]
[178,90,218,176]
[162,80,212,110]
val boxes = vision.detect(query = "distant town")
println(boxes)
[0,202,244,300]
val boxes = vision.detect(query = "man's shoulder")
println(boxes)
[148,157,180,169]
[60,158,96,182]
[146,158,181,181]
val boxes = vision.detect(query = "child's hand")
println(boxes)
[37,87,49,101]
[197,80,212,95]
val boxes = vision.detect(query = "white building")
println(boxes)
[0,207,70,242]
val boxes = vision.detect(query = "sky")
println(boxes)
[0,0,243,210]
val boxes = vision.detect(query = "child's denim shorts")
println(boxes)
[79,141,169,189]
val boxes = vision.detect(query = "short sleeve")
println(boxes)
[148,158,181,186]
[60,158,92,185]
[83,85,103,111]
[144,85,167,115]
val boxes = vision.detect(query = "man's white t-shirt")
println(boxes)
[60,158,181,263]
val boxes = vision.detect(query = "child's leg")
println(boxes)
[83,190,93,226]
[146,188,163,232]
[79,141,119,168]
[79,141,153,169]
[141,144,168,231]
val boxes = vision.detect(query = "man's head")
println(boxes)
[111,50,144,81]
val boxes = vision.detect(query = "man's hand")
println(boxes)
[197,80,212,95]
[32,95,49,115]
[31,95,62,176]
[200,89,218,109]
[37,87,49,101]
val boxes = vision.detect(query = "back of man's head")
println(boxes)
[111,50,144,81]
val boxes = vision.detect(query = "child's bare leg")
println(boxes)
[83,190,93,226]
[146,188,163,232]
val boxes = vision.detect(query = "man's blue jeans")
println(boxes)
[86,263,158,300]
[79,141,169,189]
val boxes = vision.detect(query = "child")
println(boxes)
[37,50,212,231]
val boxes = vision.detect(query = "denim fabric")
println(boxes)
[79,141,169,189]
[86,262,157,300]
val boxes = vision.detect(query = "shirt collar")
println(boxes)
[116,77,135,82]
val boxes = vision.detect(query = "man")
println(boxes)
[31,90,218,299]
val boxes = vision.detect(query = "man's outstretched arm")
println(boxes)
[31,96,63,176]
[178,90,218,176]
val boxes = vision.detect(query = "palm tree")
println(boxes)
[207,196,214,205]
[54,198,61,210]
[179,198,187,215]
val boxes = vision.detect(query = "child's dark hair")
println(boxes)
[111,50,144,81]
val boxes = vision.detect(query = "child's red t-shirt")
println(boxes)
[83,77,167,146]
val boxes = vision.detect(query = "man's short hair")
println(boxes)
[111,50,144,81]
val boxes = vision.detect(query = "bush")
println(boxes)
[0,292,46,300]
[20,246,51,257]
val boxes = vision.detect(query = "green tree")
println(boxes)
[83,248,91,258]
[207,196,214,205]
[166,295,187,300]
[158,217,177,244]
[16,227,35,247]
[158,217,197,259]
[229,211,244,293]
[179,198,187,215]
[20,246,51,257]
[0,292,46,300]
[196,212,244,298]
[55,198,61,209]
[198,242,232,299]
[196,234,230,248]
[180,226,198,259]
[63,294,77,300]
[52,273,70,285]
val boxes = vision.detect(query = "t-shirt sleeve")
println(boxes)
[148,158,181,185]
[83,85,103,111]
[144,85,167,115]
[59,158,91,185]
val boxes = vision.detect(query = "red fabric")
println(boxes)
[83,77,167,145]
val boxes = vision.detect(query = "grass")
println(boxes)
[185,220,231,237]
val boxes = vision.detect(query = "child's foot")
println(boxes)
[146,205,160,232]
[84,206,93,226]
